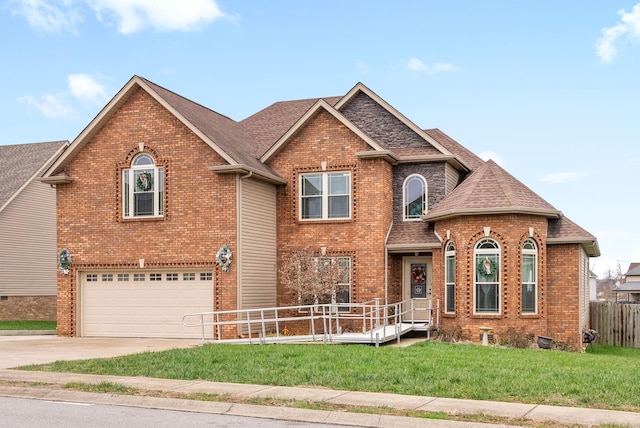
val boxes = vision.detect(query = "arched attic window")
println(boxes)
[403,174,427,221]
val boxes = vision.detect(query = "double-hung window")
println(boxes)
[522,239,538,314]
[300,172,350,220]
[474,238,500,314]
[444,242,455,313]
[316,256,351,311]
[123,153,164,218]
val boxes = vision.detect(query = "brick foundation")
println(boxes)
[0,296,56,320]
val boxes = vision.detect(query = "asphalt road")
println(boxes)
[0,396,358,428]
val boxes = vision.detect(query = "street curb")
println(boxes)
[0,330,56,336]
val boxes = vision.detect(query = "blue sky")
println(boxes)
[1,1,639,278]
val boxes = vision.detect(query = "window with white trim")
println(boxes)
[312,256,351,311]
[444,242,455,314]
[123,153,164,218]
[474,238,500,314]
[403,174,427,220]
[522,239,538,314]
[300,172,351,220]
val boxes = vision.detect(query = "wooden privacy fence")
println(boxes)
[590,301,640,348]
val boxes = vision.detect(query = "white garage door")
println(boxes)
[80,270,214,338]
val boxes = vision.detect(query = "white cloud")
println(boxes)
[596,3,640,63]
[478,150,504,166]
[18,93,74,118]
[406,57,460,75]
[9,0,83,33]
[19,73,111,118]
[11,0,225,34]
[86,0,225,34]
[538,171,586,184]
[68,73,109,105]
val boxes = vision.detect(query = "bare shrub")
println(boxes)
[279,249,344,307]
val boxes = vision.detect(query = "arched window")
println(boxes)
[444,241,456,314]
[403,174,427,220]
[474,238,500,314]
[123,153,164,218]
[522,239,538,314]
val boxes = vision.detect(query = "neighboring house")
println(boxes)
[615,263,640,302]
[42,76,599,348]
[0,141,68,320]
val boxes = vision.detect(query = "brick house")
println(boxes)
[42,76,599,348]
[0,141,67,320]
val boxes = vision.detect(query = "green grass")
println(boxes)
[0,320,56,330]
[21,341,640,412]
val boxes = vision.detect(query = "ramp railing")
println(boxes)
[183,298,440,344]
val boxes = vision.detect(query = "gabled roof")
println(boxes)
[256,82,471,173]
[259,98,387,162]
[336,83,454,156]
[0,141,68,212]
[624,263,640,276]
[43,76,285,184]
[425,159,560,221]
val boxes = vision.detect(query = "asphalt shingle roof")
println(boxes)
[425,159,559,221]
[0,141,67,209]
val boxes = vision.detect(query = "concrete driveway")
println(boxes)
[0,336,202,369]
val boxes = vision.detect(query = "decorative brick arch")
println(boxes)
[115,144,170,222]
[464,230,508,318]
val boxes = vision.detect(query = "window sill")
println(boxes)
[298,218,352,224]
[519,313,540,319]
[121,216,165,222]
[472,313,502,319]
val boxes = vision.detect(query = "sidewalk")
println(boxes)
[0,369,638,428]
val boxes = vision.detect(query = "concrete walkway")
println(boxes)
[0,336,638,427]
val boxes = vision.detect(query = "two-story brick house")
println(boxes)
[43,76,599,348]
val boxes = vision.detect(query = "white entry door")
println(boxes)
[402,256,432,322]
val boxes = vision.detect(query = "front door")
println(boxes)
[402,256,432,322]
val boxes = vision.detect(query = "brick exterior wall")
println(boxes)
[55,88,237,336]
[425,214,565,346]
[0,296,56,320]
[267,109,393,307]
[547,244,584,348]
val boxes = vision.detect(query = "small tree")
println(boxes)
[280,249,344,307]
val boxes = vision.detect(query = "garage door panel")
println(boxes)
[81,270,213,338]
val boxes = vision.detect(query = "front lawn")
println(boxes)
[21,341,640,412]
[0,320,56,330]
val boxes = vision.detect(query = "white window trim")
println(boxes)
[522,239,538,315]
[123,155,164,219]
[402,174,427,221]
[444,242,455,314]
[299,171,351,221]
[473,238,501,315]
